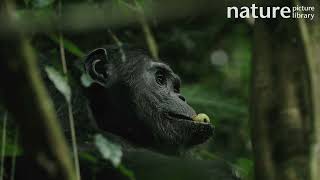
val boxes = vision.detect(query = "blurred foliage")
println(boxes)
[1,0,254,179]
[45,66,72,102]
[94,134,123,167]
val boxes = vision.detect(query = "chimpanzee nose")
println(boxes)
[178,95,186,102]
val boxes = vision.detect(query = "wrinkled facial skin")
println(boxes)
[85,47,213,153]
[133,61,213,150]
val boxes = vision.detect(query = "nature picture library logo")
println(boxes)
[227,4,316,20]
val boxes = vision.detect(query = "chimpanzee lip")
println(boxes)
[167,112,193,121]
[167,112,211,125]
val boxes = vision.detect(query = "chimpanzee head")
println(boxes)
[84,46,213,153]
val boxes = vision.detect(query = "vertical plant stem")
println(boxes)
[0,2,76,179]
[295,1,320,179]
[117,0,159,60]
[58,1,80,179]
[139,16,159,60]
[59,33,68,74]
[10,129,18,180]
[0,112,7,180]
[58,0,67,75]
[133,0,159,60]
[108,29,126,62]
[67,102,80,180]
[59,33,81,180]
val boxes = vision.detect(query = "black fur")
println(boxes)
[84,46,213,153]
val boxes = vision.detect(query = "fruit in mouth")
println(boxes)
[192,113,210,123]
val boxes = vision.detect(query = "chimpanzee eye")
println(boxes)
[155,71,166,85]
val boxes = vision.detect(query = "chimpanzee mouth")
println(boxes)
[167,112,211,125]
[167,112,193,121]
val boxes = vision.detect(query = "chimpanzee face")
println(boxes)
[84,47,213,152]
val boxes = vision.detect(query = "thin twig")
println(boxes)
[133,0,159,60]
[67,103,80,180]
[59,33,68,74]
[58,26,81,180]
[59,32,81,180]
[58,1,80,180]
[107,29,126,62]
[119,0,159,60]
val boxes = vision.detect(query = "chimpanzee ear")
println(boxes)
[84,48,111,87]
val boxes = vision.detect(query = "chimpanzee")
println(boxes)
[77,46,238,180]
[5,46,238,180]
[83,46,213,153]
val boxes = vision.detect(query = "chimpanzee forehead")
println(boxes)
[149,61,173,73]
[148,61,181,84]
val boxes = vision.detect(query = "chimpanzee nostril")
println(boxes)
[178,95,186,102]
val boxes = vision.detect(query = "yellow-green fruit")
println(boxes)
[192,113,210,123]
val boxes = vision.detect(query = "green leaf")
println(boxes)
[79,152,98,164]
[94,134,122,167]
[235,158,253,180]
[49,35,85,58]
[80,74,94,87]
[118,164,136,180]
[45,66,72,102]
